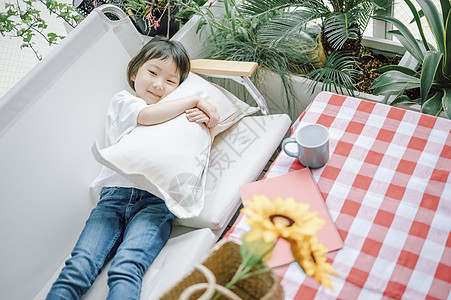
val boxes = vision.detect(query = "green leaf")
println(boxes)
[371,70,420,95]
[420,51,442,103]
[443,9,451,80]
[224,0,230,18]
[23,34,32,43]
[390,95,421,106]
[230,6,236,35]
[403,0,429,51]
[196,19,206,34]
[257,9,318,46]
[442,87,451,118]
[0,13,9,22]
[324,12,359,50]
[373,14,424,62]
[422,91,444,116]
[440,0,451,29]
[376,64,417,76]
[389,29,424,63]
[434,55,450,84]
[306,51,360,96]
[416,0,445,53]
[409,9,425,23]
[239,0,313,17]
[348,1,375,32]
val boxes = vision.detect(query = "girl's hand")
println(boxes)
[185,108,210,125]
[196,97,219,128]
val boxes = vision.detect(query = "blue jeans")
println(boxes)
[46,187,174,300]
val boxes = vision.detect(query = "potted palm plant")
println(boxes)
[239,0,396,96]
[176,0,319,119]
[370,0,451,118]
[173,0,415,118]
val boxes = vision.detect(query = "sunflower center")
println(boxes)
[269,214,295,227]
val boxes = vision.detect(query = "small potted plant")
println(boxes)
[124,0,180,38]
[73,0,181,38]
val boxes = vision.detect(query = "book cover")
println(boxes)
[239,168,343,266]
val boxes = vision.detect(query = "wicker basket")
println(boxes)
[158,239,284,300]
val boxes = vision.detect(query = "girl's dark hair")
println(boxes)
[127,37,191,90]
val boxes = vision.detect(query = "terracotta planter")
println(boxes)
[158,239,284,300]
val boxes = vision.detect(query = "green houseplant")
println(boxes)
[179,0,320,118]
[239,0,391,96]
[176,0,208,24]
[74,0,180,38]
[370,0,451,118]
[123,0,180,37]
[72,0,182,38]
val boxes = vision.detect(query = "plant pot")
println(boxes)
[158,239,284,300]
[73,0,124,18]
[74,0,181,39]
[133,9,180,38]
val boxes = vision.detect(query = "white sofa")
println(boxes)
[0,6,291,299]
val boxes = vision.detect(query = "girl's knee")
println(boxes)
[107,260,144,299]
[108,251,147,278]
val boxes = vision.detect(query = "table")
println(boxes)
[225,92,451,299]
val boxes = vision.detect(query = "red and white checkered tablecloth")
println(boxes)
[225,92,451,300]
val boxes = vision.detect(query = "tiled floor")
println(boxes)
[0,0,71,98]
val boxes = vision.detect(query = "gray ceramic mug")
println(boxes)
[282,124,330,169]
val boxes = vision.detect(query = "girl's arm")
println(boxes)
[137,95,219,128]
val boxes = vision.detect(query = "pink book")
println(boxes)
[239,168,343,266]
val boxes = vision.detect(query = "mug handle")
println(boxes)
[282,137,298,158]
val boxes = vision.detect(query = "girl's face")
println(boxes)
[132,58,181,105]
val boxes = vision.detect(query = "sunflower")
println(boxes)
[241,195,326,243]
[291,235,336,290]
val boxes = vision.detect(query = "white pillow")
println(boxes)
[93,73,258,218]
[183,73,260,137]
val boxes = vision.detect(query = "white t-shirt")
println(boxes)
[90,90,148,194]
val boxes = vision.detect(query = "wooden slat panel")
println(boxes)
[190,59,258,77]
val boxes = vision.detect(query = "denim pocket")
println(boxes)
[100,187,116,199]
